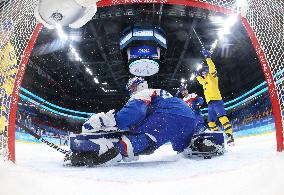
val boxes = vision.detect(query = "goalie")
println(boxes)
[67,77,225,166]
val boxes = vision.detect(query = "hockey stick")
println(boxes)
[16,122,72,156]
[192,27,205,51]
[193,27,218,55]
[191,28,218,82]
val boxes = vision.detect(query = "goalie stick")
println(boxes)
[16,122,72,157]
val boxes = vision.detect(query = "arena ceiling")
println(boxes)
[22,3,265,112]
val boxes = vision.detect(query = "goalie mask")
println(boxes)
[126,77,148,96]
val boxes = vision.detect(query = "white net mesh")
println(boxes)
[0,0,38,161]
[204,0,284,130]
[200,0,236,9]
[0,0,283,161]
[244,0,284,123]
[192,0,284,149]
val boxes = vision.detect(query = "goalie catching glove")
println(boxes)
[82,109,118,133]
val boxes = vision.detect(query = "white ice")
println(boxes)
[1,133,284,195]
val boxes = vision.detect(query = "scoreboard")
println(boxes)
[128,45,160,60]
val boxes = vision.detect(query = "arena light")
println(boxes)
[218,27,231,39]
[211,40,218,50]
[74,53,80,59]
[85,67,93,76]
[218,14,238,39]
[210,16,225,25]
[102,82,107,85]
[104,89,117,93]
[225,14,238,27]
[101,88,117,93]
[181,78,186,83]
[101,87,106,92]
[210,13,238,53]
[75,55,82,62]
[70,47,76,54]
[69,44,83,62]
[93,77,99,84]
[69,30,82,42]
[55,23,68,40]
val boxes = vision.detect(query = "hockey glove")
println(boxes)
[104,109,117,127]
[202,50,211,58]
[82,109,117,133]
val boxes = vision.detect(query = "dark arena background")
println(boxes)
[0,1,284,194]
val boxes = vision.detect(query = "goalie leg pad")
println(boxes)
[69,133,122,166]
[70,147,122,166]
[193,136,218,153]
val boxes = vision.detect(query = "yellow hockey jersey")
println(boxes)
[196,58,222,103]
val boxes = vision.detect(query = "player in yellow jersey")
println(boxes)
[195,50,234,145]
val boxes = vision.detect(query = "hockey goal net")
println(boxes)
[0,0,283,162]
[0,0,41,161]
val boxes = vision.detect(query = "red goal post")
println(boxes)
[0,0,43,162]
[0,0,283,162]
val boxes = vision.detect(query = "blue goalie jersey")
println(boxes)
[115,89,195,130]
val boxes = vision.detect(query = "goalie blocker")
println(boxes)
[67,131,225,166]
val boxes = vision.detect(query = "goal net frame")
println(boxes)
[0,0,283,162]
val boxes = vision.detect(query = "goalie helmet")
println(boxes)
[126,77,148,95]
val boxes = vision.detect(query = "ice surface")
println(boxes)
[1,133,284,195]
